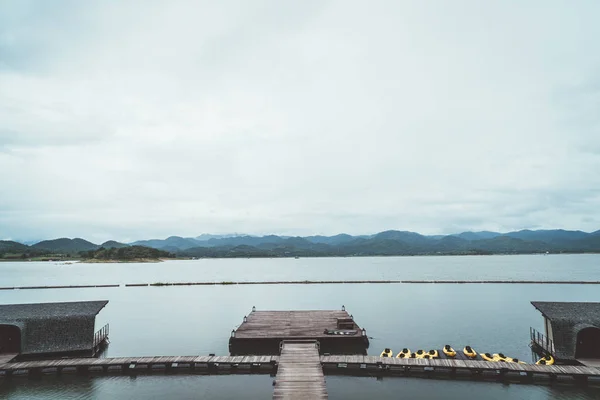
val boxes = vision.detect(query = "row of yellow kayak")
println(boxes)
[380,345,554,365]
[386,348,441,359]
[381,345,476,360]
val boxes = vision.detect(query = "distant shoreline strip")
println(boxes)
[1,280,600,290]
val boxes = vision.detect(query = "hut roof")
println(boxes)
[531,301,600,322]
[0,300,108,320]
[531,301,600,360]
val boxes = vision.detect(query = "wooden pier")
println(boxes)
[2,306,600,393]
[1,353,600,387]
[229,308,369,355]
[273,341,327,399]
[0,355,278,377]
[320,355,600,384]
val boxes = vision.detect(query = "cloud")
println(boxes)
[1,0,600,242]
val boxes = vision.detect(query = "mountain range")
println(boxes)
[1,229,600,258]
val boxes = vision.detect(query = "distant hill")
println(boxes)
[194,233,247,241]
[101,240,129,249]
[131,236,200,250]
[0,240,30,252]
[80,245,174,261]
[452,231,501,240]
[32,238,99,253]
[178,228,600,258]
[503,229,589,243]
[4,228,600,260]
[304,234,362,245]
[373,230,428,243]
[204,235,286,248]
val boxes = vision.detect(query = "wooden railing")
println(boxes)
[93,324,110,354]
[530,327,555,356]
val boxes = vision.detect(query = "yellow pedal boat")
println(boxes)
[380,348,393,358]
[414,349,426,359]
[463,346,477,359]
[427,349,439,359]
[397,348,411,358]
[536,355,555,365]
[443,345,456,357]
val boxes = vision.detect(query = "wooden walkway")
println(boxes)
[0,355,276,374]
[577,359,600,368]
[0,354,18,365]
[273,341,327,399]
[2,353,600,386]
[321,355,600,384]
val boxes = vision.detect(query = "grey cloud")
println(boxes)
[1,0,600,242]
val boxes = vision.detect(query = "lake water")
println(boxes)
[1,255,599,399]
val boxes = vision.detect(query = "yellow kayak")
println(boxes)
[506,357,526,364]
[443,345,456,358]
[396,348,411,358]
[463,346,477,359]
[536,355,554,365]
[480,352,495,362]
[380,348,393,358]
[494,354,524,364]
[414,349,426,359]
[427,349,439,359]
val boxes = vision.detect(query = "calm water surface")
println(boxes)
[0,255,599,399]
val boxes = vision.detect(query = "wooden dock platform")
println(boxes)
[273,341,327,399]
[229,308,369,355]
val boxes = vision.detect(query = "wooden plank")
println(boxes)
[233,310,363,339]
[273,341,327,399]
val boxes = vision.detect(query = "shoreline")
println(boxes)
[81,258,163,263]
[1,252,599,263]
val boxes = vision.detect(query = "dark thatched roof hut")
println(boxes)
[0,301,108,357]
[531,301,600,361]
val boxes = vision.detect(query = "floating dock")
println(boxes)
[229,308,369,355]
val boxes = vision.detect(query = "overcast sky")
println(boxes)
[1,0,599,243]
